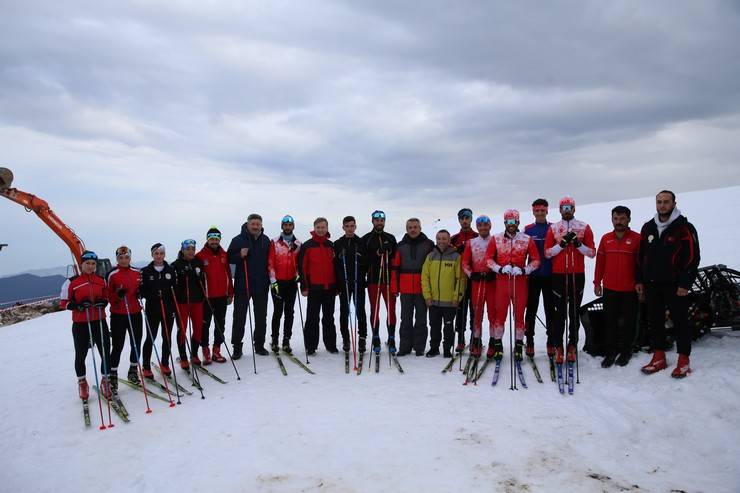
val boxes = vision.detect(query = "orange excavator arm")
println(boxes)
[1,168,85,275]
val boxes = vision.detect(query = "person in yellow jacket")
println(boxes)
[422,230,466,358]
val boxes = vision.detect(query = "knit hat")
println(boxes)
[206,226,221,240]
[150,243,165,254]
[503,209,520,222]
[559,196,576,208]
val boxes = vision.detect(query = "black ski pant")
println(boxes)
[429,306,456,352]
[232,291,269,350]
[454,278,474,344]
[271,280,298,344]
[603,289,639,356]
[525,275,555,347]
[305,289,337,352]
[339,282,368,347]
[551,273,585,347]
[72,320,111,378]
[109,312,143,373]
[399,293,428,354]
[143,305,176,370]
[645,282,692,356]
[203,296,228,348]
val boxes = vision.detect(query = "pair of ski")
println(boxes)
[548,355,575,395]
[486,359,528,388]
[90,386,130,423]
[273,350,316,375]
[357,351,404,374]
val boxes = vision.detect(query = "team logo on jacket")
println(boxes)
[648,235,654,243]
[165,273,172,280]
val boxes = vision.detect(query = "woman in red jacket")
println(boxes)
[59,251,112,401]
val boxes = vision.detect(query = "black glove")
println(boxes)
[564,232,576,243]
[559,238,568,248]
[470,272,483,281]
[75,301,93,312]
[573,237,582,248]
[378,241,390,254]
[117,287,127,298]
[93,300,108,309]
[290,242,299,252]
[66,302,77,311]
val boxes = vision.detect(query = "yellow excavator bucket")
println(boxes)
[0,167,12,190]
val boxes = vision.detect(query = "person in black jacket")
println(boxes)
[227,213,272,358]
[636,190,700,378]
[171,240,207,368]
[140,243,179,376]
[334,216,368,354]
[361,210,398,354]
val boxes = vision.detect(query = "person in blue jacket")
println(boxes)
[523,198,555,358]
[227,213,272,358]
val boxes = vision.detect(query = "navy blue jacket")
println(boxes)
[524,222,553,277]
[227,223,271,296]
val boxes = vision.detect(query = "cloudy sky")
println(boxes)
[1,1,739,275]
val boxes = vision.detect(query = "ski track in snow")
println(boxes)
[2,187,740,493]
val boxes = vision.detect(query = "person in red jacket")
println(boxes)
[268,215,302,354]
[450,208,478,351]
[196,227,234,364]
[391,218,434,356]
[594,206,641,368]
[298,217,338,354]
[461,215,496,358]
[486,210,540,362]
[106,245,143,390]
[544,196,596,365]
[60,251,112,400]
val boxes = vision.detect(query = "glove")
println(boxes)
[75,301,93,312]
[511,266,523,276]
[559,238,568,248]
[500,265,513,275]
[66,302,77,311]
[290,243,299,252]
[270,282,280,297]
[469,272,482,281]
[378,242,390,254]
[93,300,108,309]
[117,287,127,298]
[573,237,582,248]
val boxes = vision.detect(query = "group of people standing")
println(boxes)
[61,189,700,401]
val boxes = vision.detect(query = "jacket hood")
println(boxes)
[311,230,331,243]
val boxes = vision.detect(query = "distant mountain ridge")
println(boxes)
[0,273,66,307]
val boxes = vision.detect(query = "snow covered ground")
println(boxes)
[2,187,739,493]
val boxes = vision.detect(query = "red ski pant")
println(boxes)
[493,274,528,340]
[470,278,496,338]
[175,302,203,345]
[367,283,397,333]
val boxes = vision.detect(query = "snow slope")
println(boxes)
[2,187,739,493]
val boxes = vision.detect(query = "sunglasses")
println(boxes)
[181,239,196,249]
[458,210,473,219]
[206,233,221,240]
[281,215,295,224]
[561,205,574,212]
[505,219,518,226]
[372,211,386,219]
[81,252,98,262]
[116,253,131,259]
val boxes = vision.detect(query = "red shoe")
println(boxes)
[180,359,190,371]
[100,376,112,400]
[202,346,212,366]
[641,350,667,374]
[78,379,89,400]
[142,368,154,380]
[566,344,577,363]
[212,346,227,363]
[486,345,494,359]
[160,364,172,376]
[671,354,691,378]
[525,343,535,358]
[547,345,556,357]
[455,342,465,353]
[555,346,564,365]
[191,355,201,366]
[470,338,482,357]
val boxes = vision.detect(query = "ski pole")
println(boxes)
[385,251,393,367]
[122,297,152,413]
[242,258,258,374]
[564,222,571,386]
[170,287,205,399]
[341,251,357,370]
[95,306,114,428]
[184,280,206,393]
[509,273,515,390]
[352,251,359,369]
[158,296,182,404]
[296,284,309,365]
[571,248,580,384]
[140,301,177,407]
[197,277,241,381]
[84,307,106,430]
[370,246,385,367]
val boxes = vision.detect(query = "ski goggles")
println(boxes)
[81,251,98,262]
[560,205,574,213]
[475,215,491,225]
[281,215,295,224]
[115,246,131,258]
[504,219,518,226]
[372,210,386,220]
[181,239,197,250]
[206,231,221,240]
[458,208,473,219]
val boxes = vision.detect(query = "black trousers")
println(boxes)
[551,273,585,347]
[429,306,456,351]
[454,278,474,343]
[232,291,269,349]
[203,296,228,347]
[271,280,298,343]
[305,289,337,352]
[339,282,368,343]
[399,293,428,353]
[525,275,555,346]
[645,282,692,356]
[72,320,111,378]
[110,312,142,371]
[143,305,176,370]
[603,289,639,355]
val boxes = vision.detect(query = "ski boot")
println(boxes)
[615,351,632,367]
[470,337,482,357]
[547,345,556,358]
[425,348,440,358]
[514,340,524,362]
[491,339,504,361]
[270,339,280,353]
[525,339,535,358]
[387,336,397,355]
[358,336,367,354]
[566,344,577,363]
[180,358,190,371]
[191,354,202,366]
[100,375,112,399]
[232,343,243,360]
[202,346,212,365]
[212,345,227,363]
[601,353,616,368]
[160,364,172,376]
[671,354,691,378]
[254,346,270,356]
[455,339,466,353]
[282,340,293,355]
[142,367,155,380]
[641,350,667,374]
[78,378,89,400]
[443,347,452,358]
[109,373,119,393]
[372,336,381,355]
[485,338,496,359]
[127,365,139,385]
[555,346,565,365]
[342,339,350,353]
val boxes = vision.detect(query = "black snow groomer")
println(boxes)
[581,264,740,356]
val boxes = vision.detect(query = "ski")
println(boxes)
[284,353,315,374]
[356,353,364,375]
[143,377,178,397]
[464,357,479,385]
[156,367,193,395]
[528,356,544,384]
[490,360,502,386]
[119,378,172,402]
[82,399,91,427]
[462,354,474,377]
[272,352,288,376]
[375,353,380,373]
[567,362,575,395]
[112,393,130,418]
[475,358,493,382]
[549,355,556,382]
[93,386,129,423]
[391,355,404,374]
[195,365,228,384]
[345,351,350,374]
[442,349,465,373]
[556,364,565,394]
[516,361,528,389]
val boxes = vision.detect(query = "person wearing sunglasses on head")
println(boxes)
[60,251,112,401]
[450,208,478,352]
[268,215,302,354]
[171,239,207,369]
[196,227,234,364]
[461,215,497,358]
[106,246,143,391]
[485,210,540,362]
[544,196,596,366]
[360,210,399,355]
[524,199,555,359]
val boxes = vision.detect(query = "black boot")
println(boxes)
[342,339,350,353]
[514,340,524,362]
[232,343,243,360]
[282,340,293,354]
[127,366,140,385]
[270,338,279,353]
[443,347,452,358]
[425,348,440,358]
[372,335,381,354]
[602,353,617,368]
[387,336,396,355]
[616,351,632,367]
[109,373,119,393]
[255,345,269,356]
[358,336,367,354]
